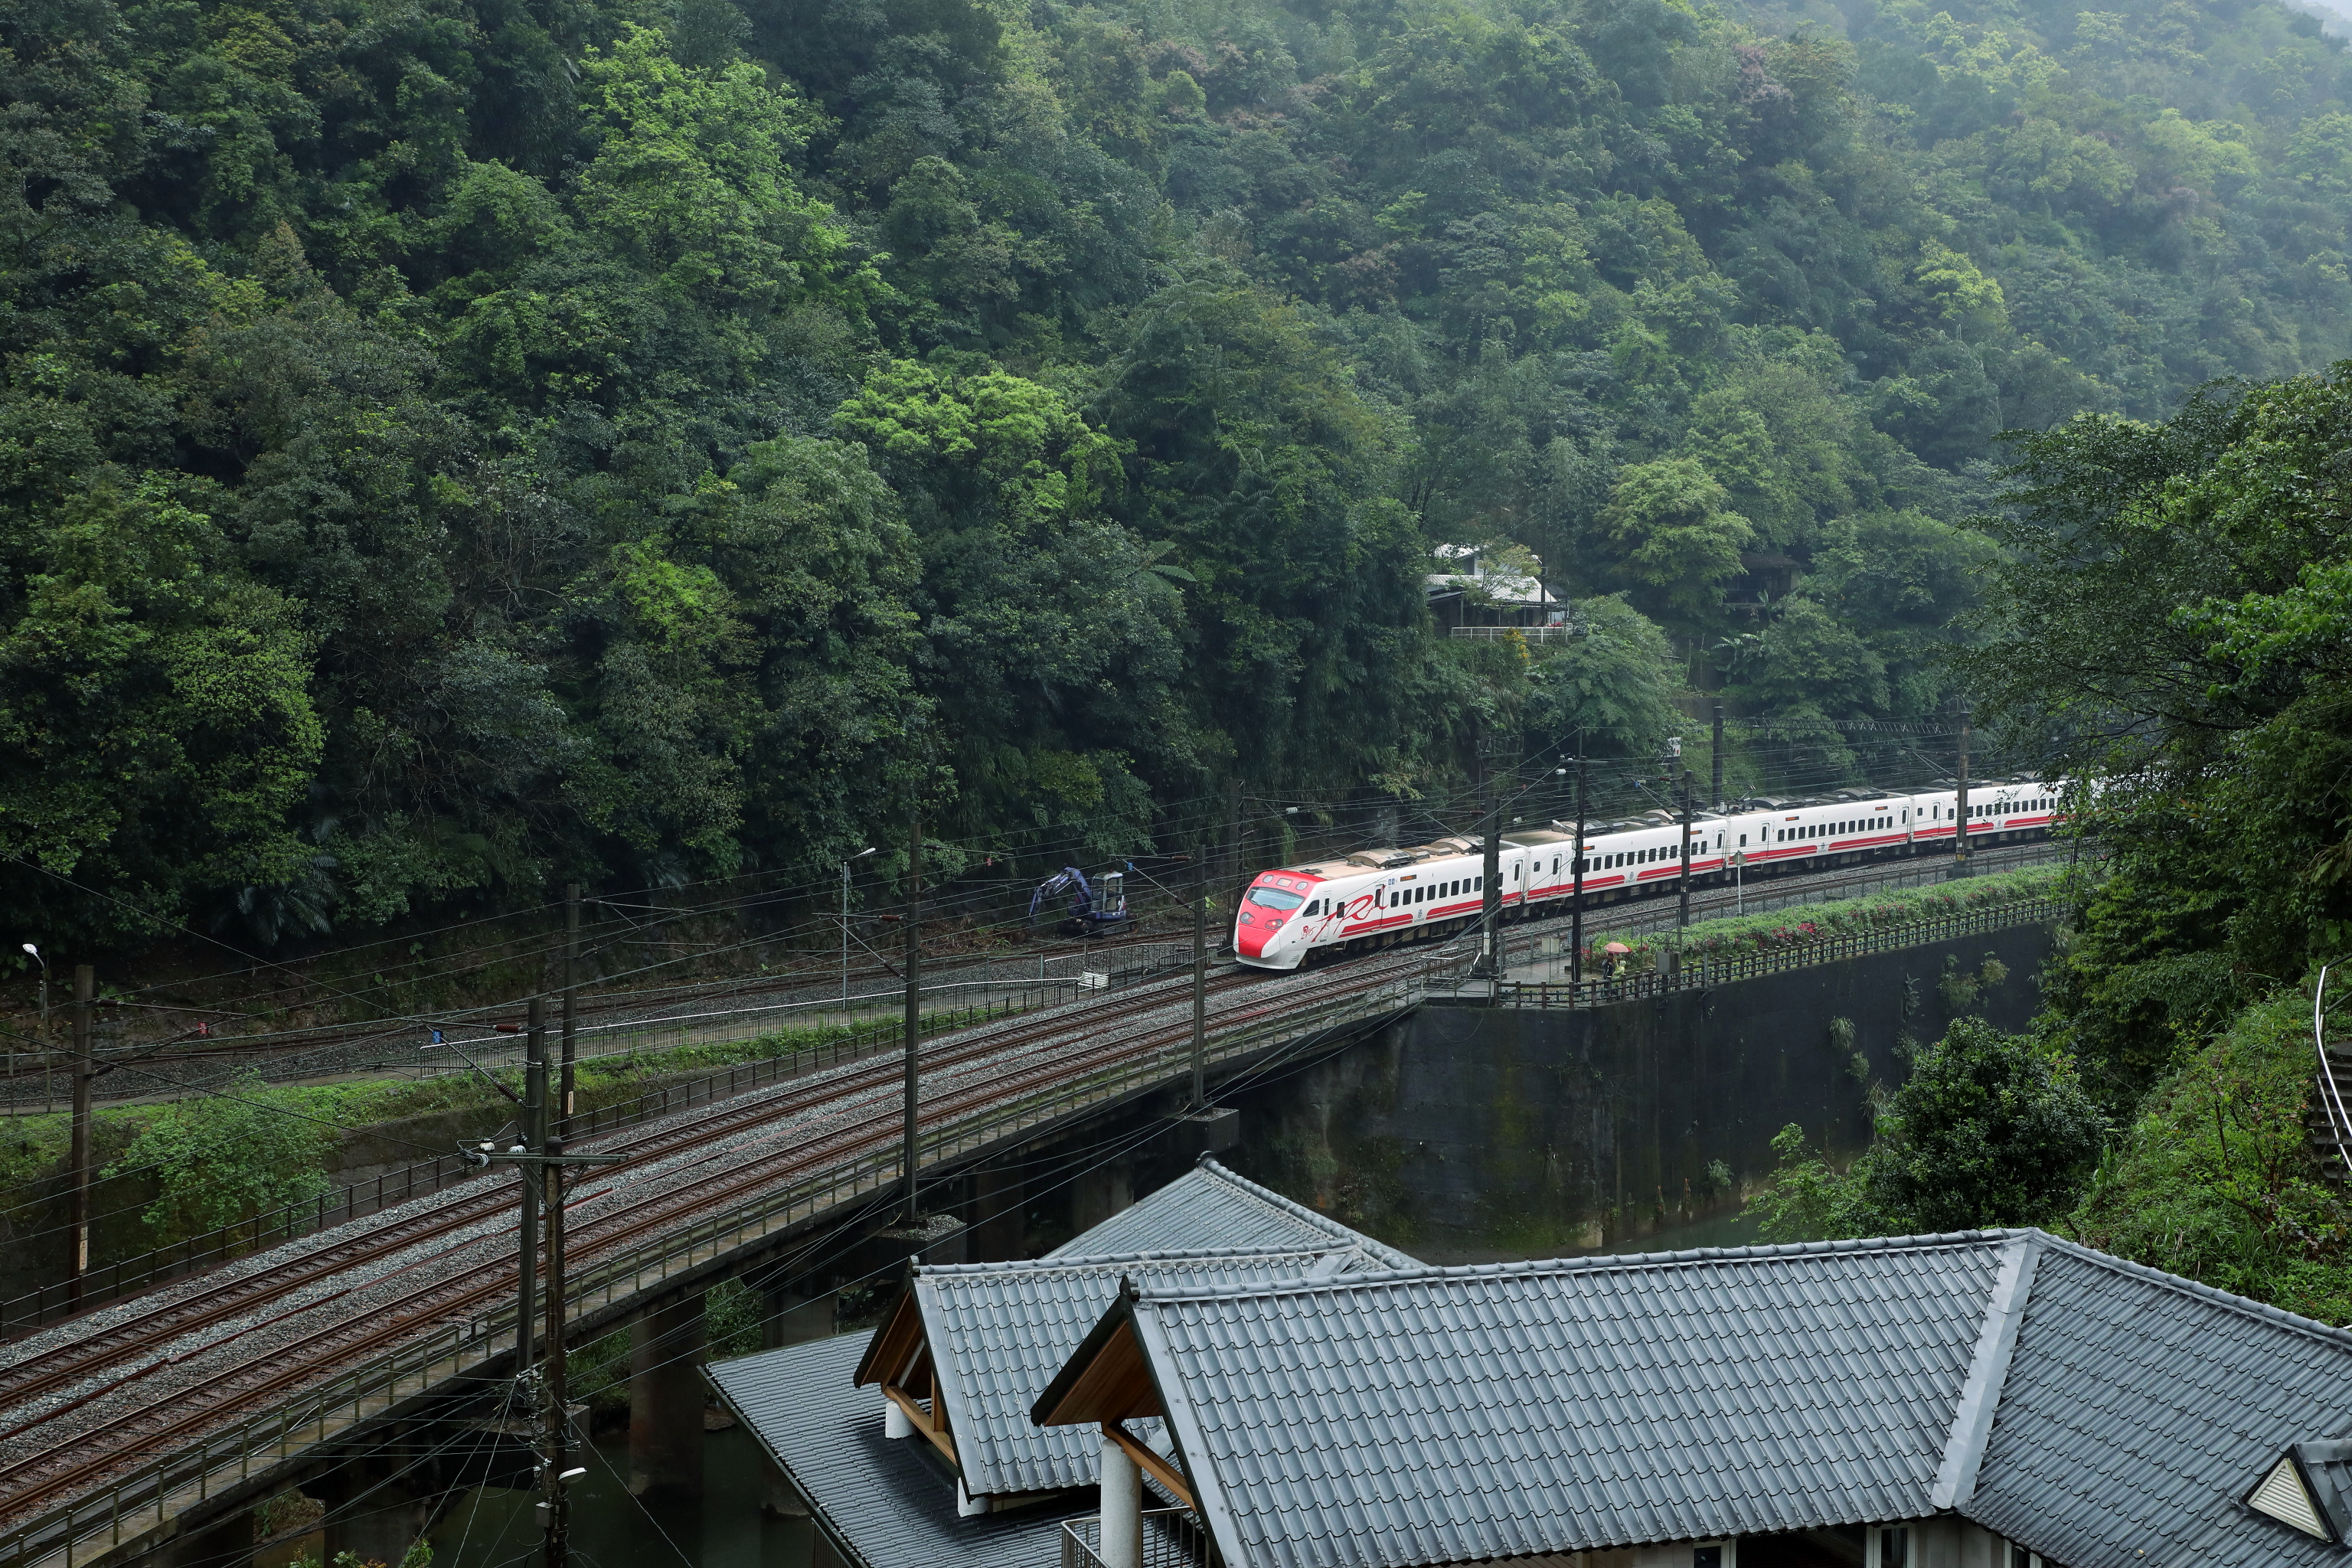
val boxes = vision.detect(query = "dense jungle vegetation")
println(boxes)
[7,0,2351,947]
[1757,364,2352,1325]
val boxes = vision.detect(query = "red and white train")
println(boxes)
[1232,779,2074,970]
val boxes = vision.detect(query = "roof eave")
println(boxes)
[1031,1282,1148,1427]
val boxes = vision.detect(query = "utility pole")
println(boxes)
[1476,789,1502,980]
[558,887,579,1140]
[1677,769,1694,929]
[1711,703,1725,809]
[902,812,923,1227]
[541,1027,572,1568]
[1191,850,1207,1109]
[66,964,92,1306]
[1570,750,1589,985]
[515,996,546,1369]
[447,1000,615,1568]
[1955,701,1972,875]
[1226,779,1246,941]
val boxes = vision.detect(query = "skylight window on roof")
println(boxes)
[2249,1454,2331,1539]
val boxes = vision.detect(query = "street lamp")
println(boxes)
[21,943,44,1113]
[841,848,877,1010]
[21,943,44,1024]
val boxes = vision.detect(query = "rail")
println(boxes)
[0,945,1201,1110]
[0,951,1452,1568]
[1485,897,2066,1009]
[1060,1510,1211,1568]
[0,980,1086,1337]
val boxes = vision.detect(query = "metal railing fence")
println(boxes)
[0,952,1447,1568]
[0,966,1191,1334]
[0,946,1200,1111]
[1486,897,2066,1010]
[1448,626,1577,643]
[1060,1510,1212,1568]
[0,896,2073,1566]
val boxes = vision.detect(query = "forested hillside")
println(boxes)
[4,0,2347,943]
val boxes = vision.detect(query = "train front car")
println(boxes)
[1233,868,1325,969]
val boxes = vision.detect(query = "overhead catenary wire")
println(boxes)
[1,730,2030,1082]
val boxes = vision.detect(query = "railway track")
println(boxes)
[0,845,2077,1543]
[1,925,1202,1097]
[0,951,1376,1531]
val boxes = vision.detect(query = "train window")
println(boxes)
[1475,875,1484,890]
[1247,887,1305,910]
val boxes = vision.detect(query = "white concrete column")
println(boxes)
[1099,1435,1142,1568]
[884,1396,913,1439]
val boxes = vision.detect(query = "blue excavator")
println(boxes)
[1028,865,1131,936]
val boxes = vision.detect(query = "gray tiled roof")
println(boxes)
[920,1246,1371,1499]
[1968,1240,2352,1566]
[707,1334,1086,1568]
[1100,1230,2352,1568]
[1049,1155,1417,1269]
[1131,1233,2013,1568]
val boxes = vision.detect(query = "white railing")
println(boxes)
[1059,1510,1210,1568]
[1449,625,1579,642]
[2314,969,2352,1180]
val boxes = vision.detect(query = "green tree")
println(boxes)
[1864,1018,2107,1231]
[1968,365,2352,1096]
[1522,596,1685,759]
[0,472,322,942]
[1599,457,1755,621]
[2074,988,2352,1325]
[106,1073,336,1243]
[1752,1019,2105,1240]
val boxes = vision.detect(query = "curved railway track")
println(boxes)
[0,846,2075,1540]
[0,951,1390,1529]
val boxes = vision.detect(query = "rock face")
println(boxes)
[1224,922,2060,1261]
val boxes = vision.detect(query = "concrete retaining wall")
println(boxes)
[1223,922,2060,1262]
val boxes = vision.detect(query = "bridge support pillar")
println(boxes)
[630,1291,706,1502]
[1071,1160,1132,1234]
[969,1163,1025,1261]
[761,1455,812,1519]
[318,1447,433,1568]
[761,1288,835,1351]
[162,1505,252,1568]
